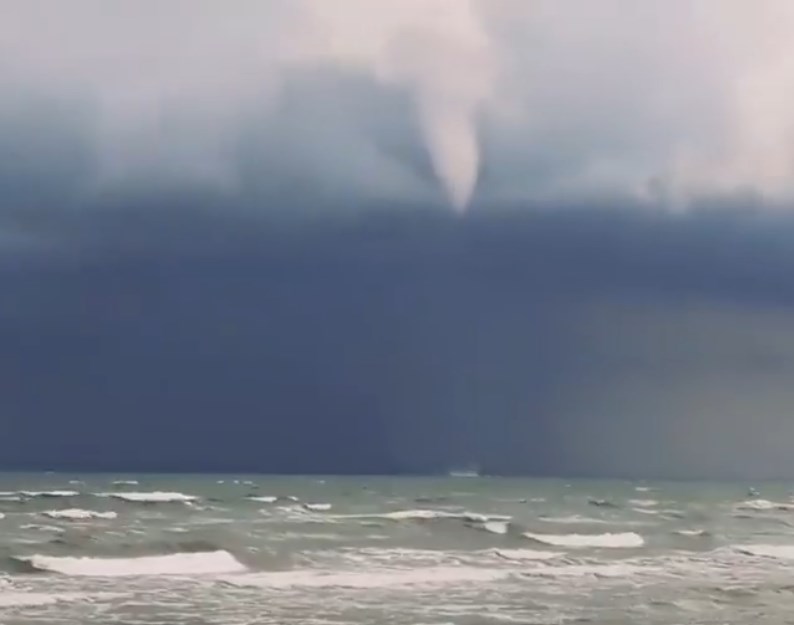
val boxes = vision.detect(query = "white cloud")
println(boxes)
[2,1,794,210]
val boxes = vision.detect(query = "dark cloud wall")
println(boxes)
[5,1,794,478]
[3,198,794,478]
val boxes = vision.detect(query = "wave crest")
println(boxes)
[13,550,246,577]
[523,532,644,548]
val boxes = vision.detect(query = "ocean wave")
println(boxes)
[248,495,301,504]
[539,515,610,525]
[350,509,511,523]
[41,509,118,521]
[674,529,711,538]
[481,521,510,535]
[19,524,62,532]
[13,550,247,576]
[111,480,139,486]
[735,499,794,511]
[303,503,332,512]
[629,499,659,507]
[0,591,121,608]
[19,491,80,498]
[96,491,198,503]
[523,532,644,548]
[518,561,647,579]
[492,549,558,561]
[588,498,619,508]
[734,544,794,559]
[220,566,509,589]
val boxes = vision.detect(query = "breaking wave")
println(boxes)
[12,550,247,577]
[220,566,509,589]
[96,491,198,503]
[492,548,558,561]
[17,491,80,499]
[303,503,332,512]
[523,532,645,548]
[41,509,117,521]
[735,499,794,512]
[343,509,511,523]
[481,521,510,535]
[733,544,794,559]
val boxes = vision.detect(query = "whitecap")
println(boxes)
[20,491,79,498]
[221,566,508,589]
[675,529,709,537]
[520,562,647,578]
[492,548,558,561]
[112,480,139,486]
[248,496,278,503]
[0,592,117,608]
[523,531,644,548]
[366,509,510,522]
[540,515,610,524]
[16,550,246,576]
[303,503,332,512]
[42,509,118,521]
[20,524,61,532]
[736,499,794,511]
[482,521,509,535]
[96,491,198,503]
[629,499,659,507]
[734,544,794,559]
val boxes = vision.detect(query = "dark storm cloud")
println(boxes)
[3,195,794,478]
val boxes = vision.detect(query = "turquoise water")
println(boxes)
[1,474,793,624]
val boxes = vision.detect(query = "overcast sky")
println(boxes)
[3,1,794,477]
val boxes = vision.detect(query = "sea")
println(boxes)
[1,474,794,625]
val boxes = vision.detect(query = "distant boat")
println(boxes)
[448,464,480,478]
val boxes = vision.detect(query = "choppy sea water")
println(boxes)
[1,475,794,624]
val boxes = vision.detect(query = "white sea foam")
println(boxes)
[20,523,62,532]
[734,544,794,559]
[523,532,644,548]
[17,550,246,576]
[0,512,5,519]
[42,509,118,520]
[540,515,610,524]
[492,548,558,561]
[347,509,511,523]
[0,592,88,608]
[112,480,139,486]
[520,562,648,578]
[248,496,278,503]
[736,499,794,511]
[303,503,332,512]
[675,529,709,537]
[221,566,509,589]
[96,491,198,503]
[629,499,659,507]
[20,490,80,498]
[482,521,509,535]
